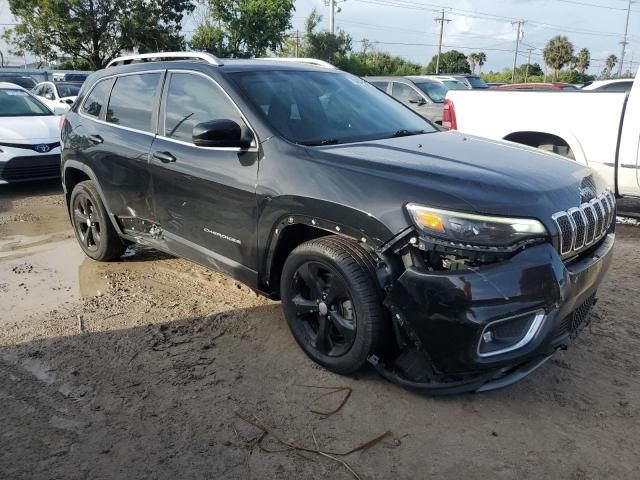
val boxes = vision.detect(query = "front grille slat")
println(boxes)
[552,190,614,259]
[0,154,61,181]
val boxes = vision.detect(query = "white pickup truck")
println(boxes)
[445,74,640,198]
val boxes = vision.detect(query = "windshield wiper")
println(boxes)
[391,129,426,138]
[300,138,340,146]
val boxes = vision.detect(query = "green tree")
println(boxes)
[190,0,294,58]
[576,48,591,75]
[476,52,487,73]
[468,53,478,73]
[340,51,422,76]
[605,54,618,76]
[426,50,470,74]
[301,9,352,63]
[3,0,194,69]
[543,35,574,81]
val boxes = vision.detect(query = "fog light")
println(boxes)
[478,310,546,357]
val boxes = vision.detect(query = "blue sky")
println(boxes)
[290,0,640,74]
[1,0,638,75]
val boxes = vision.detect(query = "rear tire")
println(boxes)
[69,180,126,261]
[280,236,386,375]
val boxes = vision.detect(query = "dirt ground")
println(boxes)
[1,181,639,480]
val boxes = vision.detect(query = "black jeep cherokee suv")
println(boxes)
[60,52,615,394]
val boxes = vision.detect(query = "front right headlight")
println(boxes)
[406,203,548,248]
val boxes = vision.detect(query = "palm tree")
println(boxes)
[543,35,574,81]
[606,54,618,76]
[576,48,590,75]
[468,53,478,73]
[476,52,487,73]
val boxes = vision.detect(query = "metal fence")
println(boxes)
[0,68,94,83]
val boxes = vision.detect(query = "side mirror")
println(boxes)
[53,104,69,116]
[45,93,54,100]
[192,119,253,149]
[409,97,427,106]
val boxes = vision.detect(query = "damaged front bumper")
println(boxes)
[377,232,615,394]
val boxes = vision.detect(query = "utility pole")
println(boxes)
[434,9,451,74]
[618,0,633,78]
[525,47,534,83]
[295,30,299,58]
[329,0,335,35]
[511,20,524,83]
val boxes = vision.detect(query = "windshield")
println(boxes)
[442,80,468,90]
[466,76,489,89]
[414,82,448,103]
[0,89,51,116]
[232,70,435,146]
[55,83,81,97]
[0,76,37,89]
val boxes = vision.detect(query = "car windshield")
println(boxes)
[0,88,51,116]
[232,70,435,146]
[466,76,489,89]
[442,80,468,90]
[414,81,448,103]
[55,83,81,97]
[1,76,37,89]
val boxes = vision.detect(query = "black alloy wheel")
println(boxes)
[70,180,127,261]
[73,192,101,253]
[291,260,357,357]
[280,236,387,374]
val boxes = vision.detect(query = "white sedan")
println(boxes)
[0,82,63,183]
[32,81,82,113]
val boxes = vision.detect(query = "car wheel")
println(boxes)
[280,236,386,375]
[70,180,126,261]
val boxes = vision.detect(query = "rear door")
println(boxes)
[149,71,260,283]
[77,72,164,230]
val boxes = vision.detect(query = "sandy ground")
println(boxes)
[1,180,639,480]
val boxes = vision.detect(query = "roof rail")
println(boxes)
[106,51,224,68]
[259,57,337,69]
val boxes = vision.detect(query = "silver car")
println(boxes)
[366,76,467,125]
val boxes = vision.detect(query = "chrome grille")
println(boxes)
[552,190,615,257]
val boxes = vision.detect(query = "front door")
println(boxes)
[149,71,260,284]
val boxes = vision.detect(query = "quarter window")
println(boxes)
[163,73,245,143]
[106,73,161,132]
[82,79,112,118]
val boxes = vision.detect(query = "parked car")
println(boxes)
[0,82,64,183]
[445,71,640,197]
[33,81,82,112]
[430,74,489,89]
[0,74,37,90]
[487,82,511,88]
[366,76,460,124]
[582,79,633,93]
[60,73,89,83]
[61,52,615,394]
[496,82,579,91]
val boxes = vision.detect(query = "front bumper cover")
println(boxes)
[379,231,615,394]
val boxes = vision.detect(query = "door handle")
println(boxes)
[153,151,177,163]
[88,134,103,145]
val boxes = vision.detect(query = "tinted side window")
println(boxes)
[107,73,161,132]
[392,82,419,103]
[82,79,112,118]
[370,81,388,92]
[163,73,245,143]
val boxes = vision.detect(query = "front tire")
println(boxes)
[70,180,126,261]
[280,236,386,375]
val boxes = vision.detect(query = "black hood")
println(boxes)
[308,130,607,232]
